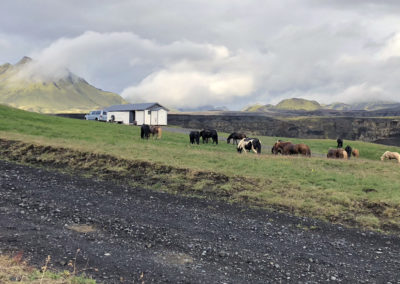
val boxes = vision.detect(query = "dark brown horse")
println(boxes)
[150,126,162,139]
[271,141,293,155]
[227,132,247,144]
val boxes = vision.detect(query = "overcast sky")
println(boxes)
[2,0,400,110]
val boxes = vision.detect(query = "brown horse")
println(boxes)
[352,149,359,158]
[271,141,293,154]
[150,126,162,139]
[272,141,311,156]
[327,148,348,159]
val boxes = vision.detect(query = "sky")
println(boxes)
[1,0,400,110]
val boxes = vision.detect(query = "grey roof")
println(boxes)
[105,102,169,112]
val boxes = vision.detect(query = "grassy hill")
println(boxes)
[1,104,400,232]
[0,57,127,113]
[275,98,321,111]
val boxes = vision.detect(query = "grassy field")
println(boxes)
[1,104,400,232]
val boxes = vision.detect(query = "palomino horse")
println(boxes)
[380,151,400,163]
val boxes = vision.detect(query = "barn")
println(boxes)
[105,102,168,125]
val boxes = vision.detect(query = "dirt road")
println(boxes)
[1,159,399,283]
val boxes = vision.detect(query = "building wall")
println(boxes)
[157,109,168,125]
[136,111,145,125]
[108,111,130,124]
[144,110,151,124]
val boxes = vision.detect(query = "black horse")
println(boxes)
[189,131,200,144]
[337,138,343,148]
[227,132,246,144]
[141,124,151,139]
[199,129,218,144]
[344,145,352,159]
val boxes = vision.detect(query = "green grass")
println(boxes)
[1,104,400,232]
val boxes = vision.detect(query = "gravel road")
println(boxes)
[1,159,399,283]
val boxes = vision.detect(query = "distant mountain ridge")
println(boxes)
[0,56,127,113]
[244,98,400,112]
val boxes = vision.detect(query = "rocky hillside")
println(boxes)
[245,98,400,112]
[0,56,127,113]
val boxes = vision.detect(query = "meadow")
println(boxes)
[1,104,400,232]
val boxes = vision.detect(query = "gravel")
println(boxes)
[1,159,399,283]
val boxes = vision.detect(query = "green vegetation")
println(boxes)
[275,98,321,111]
[0,254,95,283]
[1,105,400,232]
[0,57,126,113]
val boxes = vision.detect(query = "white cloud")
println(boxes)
[2,1,400,109]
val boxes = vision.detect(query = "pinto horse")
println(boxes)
[227,132,247,144]
[237,138,261,154]
[199,129,218,144]
[150,126,162,139]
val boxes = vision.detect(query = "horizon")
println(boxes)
[2,1,400,110]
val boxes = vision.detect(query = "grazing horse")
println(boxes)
[189,131,200,145]
[272,141,311,156]
[352,149,359,158]
[380,151,400,163]
[337,138,343,148]
[327,148,348,159]
[141,124,151,139]
[227,132,247,144]
[237,138,261,154]
[199,129,218,144]
[344,145,352,159]
[271,141,293,155]
[150,126,162,139]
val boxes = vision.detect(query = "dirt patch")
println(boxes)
[66,225,97,233]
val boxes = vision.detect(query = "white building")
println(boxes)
[105,102,168,125]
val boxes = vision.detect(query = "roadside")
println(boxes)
[1,159,399,283]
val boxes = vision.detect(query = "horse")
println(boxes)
[199,129,218,144]
[352,149,359,158]
[141,124,151,139]
[150,126,162,139]
[380,151,400,163]
[337,138,343,148]
[344,145,352,159]
[271,141,293,155]
[237,138,261,154]
[327,148,348,159]
[282,143,311,156]
[227,132,247,144]
[189,131,200,144]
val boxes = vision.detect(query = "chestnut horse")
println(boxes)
[150,126,162,139]
[272,141,311,156]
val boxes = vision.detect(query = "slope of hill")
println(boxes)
[275,98,321,110]
[0,56,127,113]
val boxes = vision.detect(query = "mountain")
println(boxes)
[244,98,400,113]
[0,56,127,113]
[274,98,321,111]
[244,98,321,112]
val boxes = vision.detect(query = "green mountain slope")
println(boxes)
[0,56,127,113]
[275,98,321,110]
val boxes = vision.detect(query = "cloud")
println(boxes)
[3,1,400,109]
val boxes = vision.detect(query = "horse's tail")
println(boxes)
[158,127,162,139]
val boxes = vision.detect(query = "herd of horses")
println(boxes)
[139,125,400,162]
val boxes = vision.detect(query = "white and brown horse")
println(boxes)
[380,151,400,163]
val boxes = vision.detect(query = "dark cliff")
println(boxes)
[168,113,400,145]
